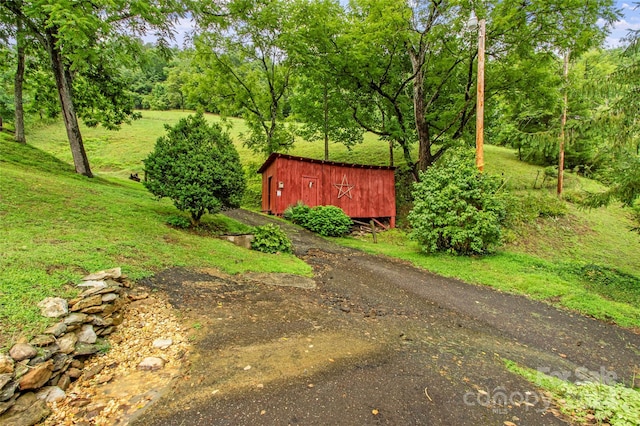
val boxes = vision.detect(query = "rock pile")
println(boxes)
[0,268,134,425]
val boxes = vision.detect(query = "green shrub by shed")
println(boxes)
[409,149,506,255]
[251,224,293,254]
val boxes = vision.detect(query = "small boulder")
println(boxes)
[76,324,97,344]
[9,343,37,362]
[0,392,51,426]
[29,335,55,347]
[82,268,121,281]
[63,313,89,326]
[0,374,11,390]
[35,386,66,403]
[101,293,118,303]
[37,297,68,318]
[152,339,173,350]
[43,322,67,337]
[19,360,53,390]
[56,374,71,391]
[57,333,78,355]
[77,280,107,289]
[0,380,19,402]
[0,354,14,374]
[137,357,165,371]
[70,295,103,312]
[73,343,98,357]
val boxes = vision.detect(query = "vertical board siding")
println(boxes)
[259,154,396,225]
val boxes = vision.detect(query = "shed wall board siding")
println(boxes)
[259,155,395,224]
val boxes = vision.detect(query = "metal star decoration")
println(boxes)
[333,174,355,199]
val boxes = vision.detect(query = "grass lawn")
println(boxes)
[0,131,310,348]
[5,110,640,344]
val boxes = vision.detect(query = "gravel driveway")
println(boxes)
[132,209,640,426]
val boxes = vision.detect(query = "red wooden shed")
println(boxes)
[257,153,396,228]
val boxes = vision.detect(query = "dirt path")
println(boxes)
[132,210,639,426]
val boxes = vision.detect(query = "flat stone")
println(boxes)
[35,386,65,403]
[90,315,113,327]
[70,295,103,312]
[152,339,173,350]
[57,333,78,355]
[0,354,14,374]
[0,392,51,426]
[27,345,59,366]
[51,353,70,372]
[29,335,55,347]
[76,324,97,344]
[97,326,115,336]
[43,322,67,337]
[73,343,98,357]
[63,313,89,326]
[9,344,37,362]
[81,305,106,314]
[56,374,71,391]
[0,398,15,416]
[83,363,104,380]
[82,267,121,281]
[101,293,118,303]
[70,360,84,369]
[0,374,11,390]
[77,280,107,289]
[19,360,53,390]
[66,368,82,379]
[137,357,165,371]
[0,380,19,402]
[37,297,68,318]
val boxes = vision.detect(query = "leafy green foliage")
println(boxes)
[304,205,352,237]
[144,113,246,225]
[166,215,191,229]
[251,223,293,254]
[504,192,567,227]
[504,359,640,426]
[409,149,506,255]
[283,202,312,227]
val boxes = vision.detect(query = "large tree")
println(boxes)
[193,0,296,155]
[0,0,184,176]
[292,0,617,179]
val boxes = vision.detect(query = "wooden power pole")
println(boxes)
[557,50,570,198]
[476,18,486,172]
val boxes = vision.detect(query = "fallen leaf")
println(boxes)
[372,409,379,415]
[504,422,517,426]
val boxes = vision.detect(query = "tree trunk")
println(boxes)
[411,48,431,173]
[48,34,93,177]
[14,17,26,144]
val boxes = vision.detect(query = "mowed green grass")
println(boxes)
[9,110,640,334]
[0,130,310,348]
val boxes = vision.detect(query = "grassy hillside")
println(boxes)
[0,129,310,348]
[4,110,640,341]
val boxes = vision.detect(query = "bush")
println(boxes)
[283,202,312,227]
[251,223,293,254]
[504,192,568,226]
[166,215,191,229]
[143,113,245,225]
[305,205,353,237]
[408,149,506,255]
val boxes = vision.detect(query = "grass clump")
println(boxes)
[504,359,640,426]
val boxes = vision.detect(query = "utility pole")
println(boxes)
[476,18,486,172]
[557,50,570,198]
